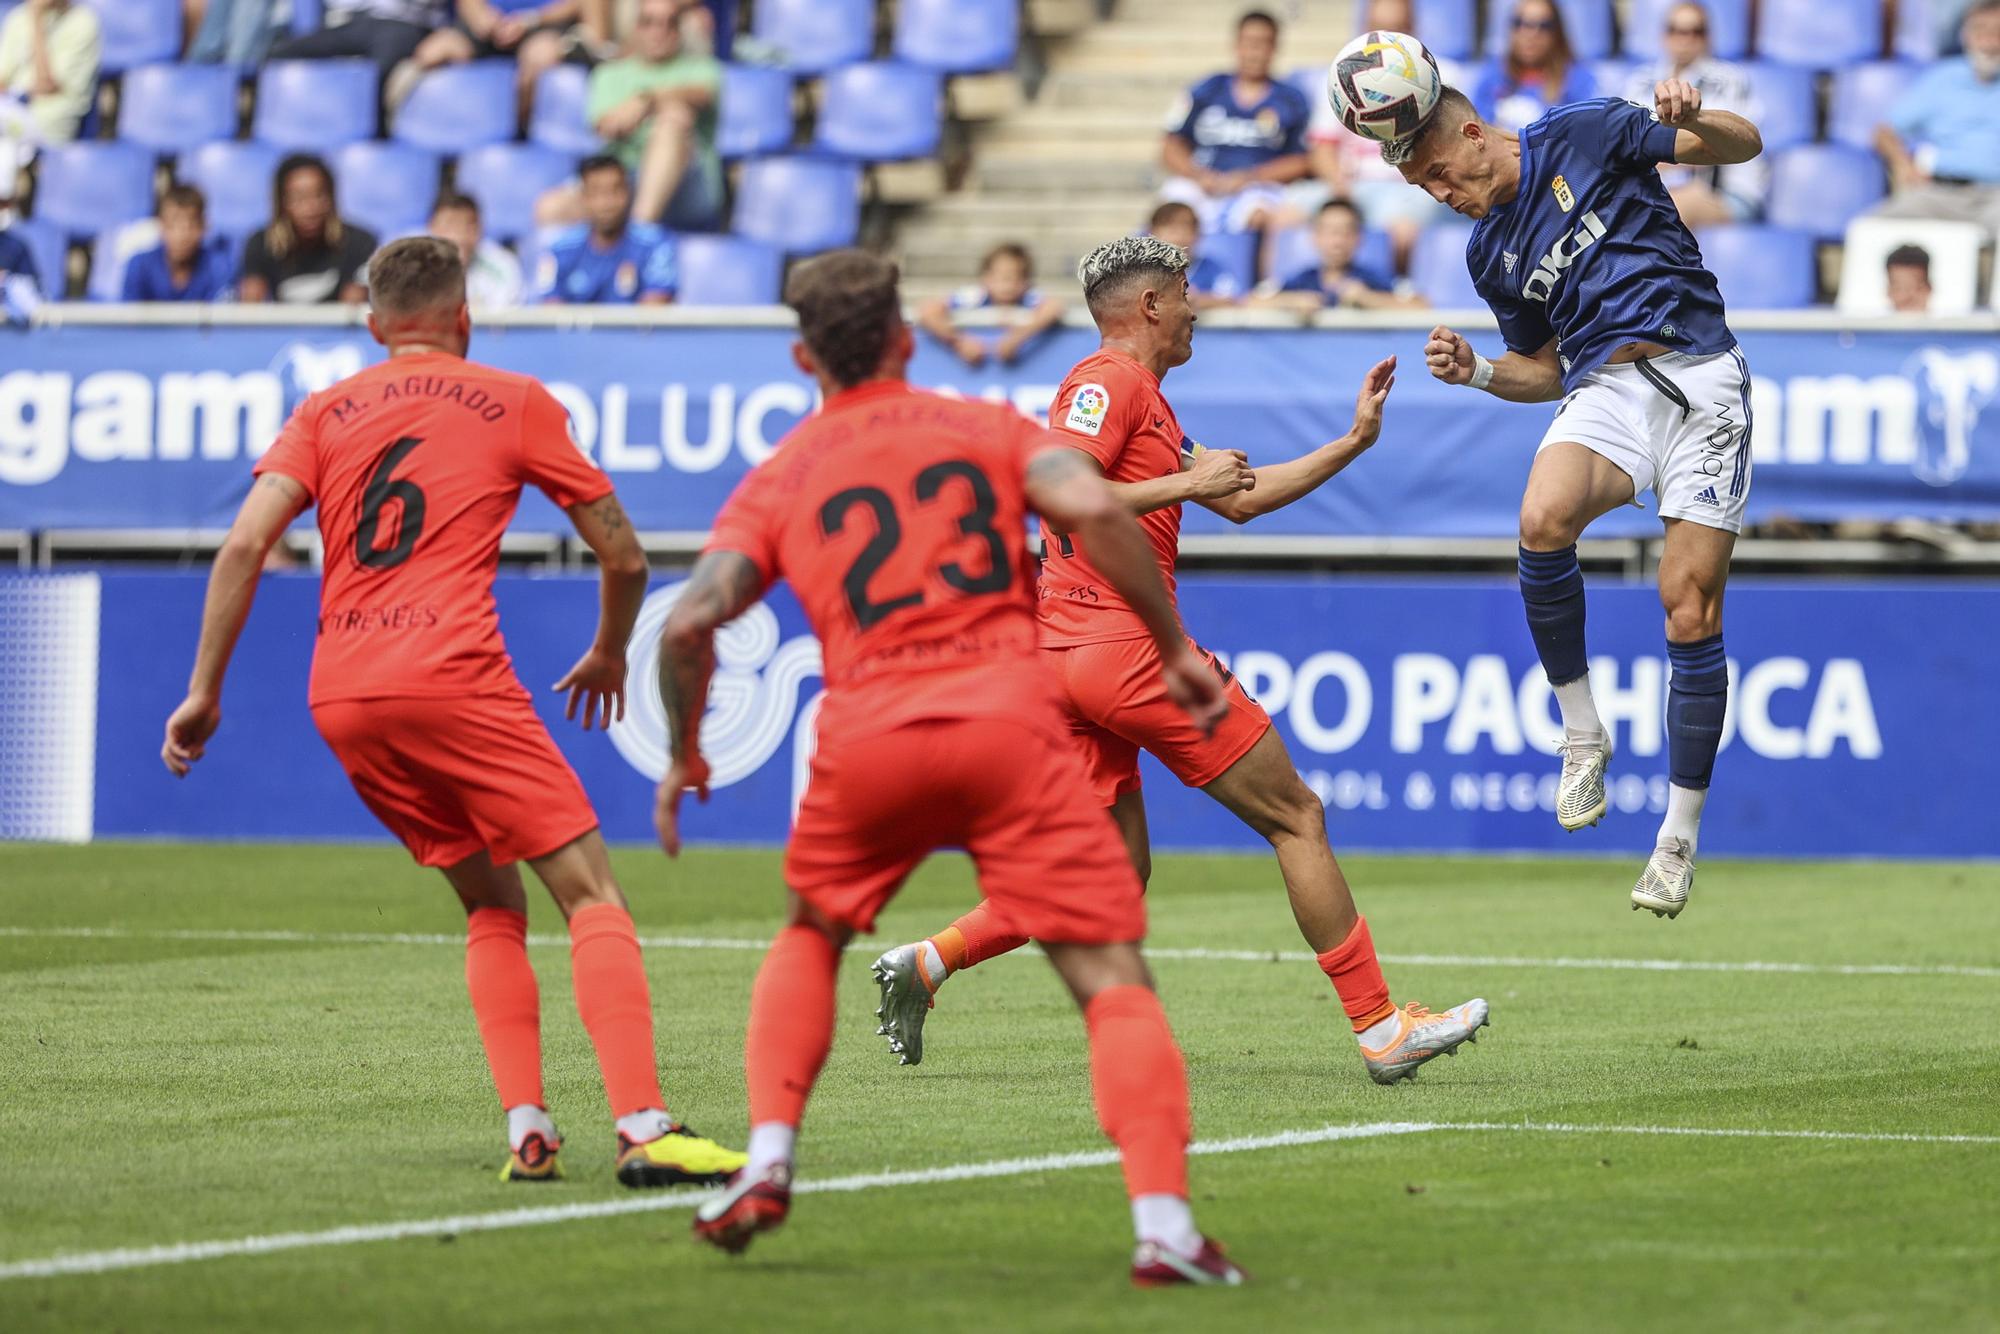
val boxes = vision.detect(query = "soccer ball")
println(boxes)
[1326,30,1442,144]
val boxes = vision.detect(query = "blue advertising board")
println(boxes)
[1,322,1997,535]
[6,571,1992,859]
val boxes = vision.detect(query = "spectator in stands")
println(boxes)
[428,192,521,307]
[1158,9,1311,246]
[0,167,40,322]
[916,242,1067,368]
[187,0,282,65]
[400,0,611,126]
[238,154,377,304]
[1473,0,1595,133]
[533,153,676,303]
[0,0,102,171]
[1884,243,1935,312]
[1148,200,1245,306]
[121,185,235,302]
[1871,0,2000,238]
[266,0,447,82]
[1254,199,1425,312]
[1621,2,1766,226]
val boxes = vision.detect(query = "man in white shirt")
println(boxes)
[1621,1,1767,226]
[0,0,101,165]
[429,192,523,307]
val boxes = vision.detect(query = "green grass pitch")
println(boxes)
[2,842,1997,1332]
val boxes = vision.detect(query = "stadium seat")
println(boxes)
[676,234,785,305]
[1828,62,1917,149]
[814,62,943,161]
[529,64,601,154]
[395,61,517,152]
[253,60,378,149]
[1589,59,1637,99]
[87,218,161,301]
[1742,63,1818,152]
[329,142,441,241]
[893,0,1018,74]
[732,156,861,254]
[1408,0,1478,60]
[1486,0,1614,60]
[717,64,794,160]
[1767,144,1885,241]
[1756,0,1882,67]
[32,142,155,239]
[1268,224,1396,290]
[117,64,240,153]
[291,0,321,35]
[7,216,70,299]
[1893,0,1939,58]
[1195,231,1257,296]
[91,0,182,73]
[1408,223,1483,306]
[1697,224,1819,308]
[1623,0,1751,59]
[454,143,578,244]
[176,141,282,238]
[751,0,873,75]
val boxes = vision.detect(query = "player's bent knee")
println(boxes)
[1519,501,1583,551]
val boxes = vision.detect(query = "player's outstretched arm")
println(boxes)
[1655,78,1763,165]
[653,549,767,856]
[1026,449,1228,733]
[1199,355,1396,524]
[1425,326,1565,403]
[555,492,650,732]
[162,473,309,776]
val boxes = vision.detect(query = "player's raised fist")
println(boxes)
[1160,647,1230,738]
[161,694,221,777]
[1186,446,1255,499]
[1349,356,1397,448]
[1424,326,1474,385]
[1654,78,1702,126]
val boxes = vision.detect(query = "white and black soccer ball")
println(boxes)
[1326,30,1442,144]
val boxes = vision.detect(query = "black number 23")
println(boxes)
[818,460,1012,629]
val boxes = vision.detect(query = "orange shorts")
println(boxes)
[312,693,599,869]
[784,714,1145,942]
[1044,635,1271,808]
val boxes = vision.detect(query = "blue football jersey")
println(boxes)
[1167,74,1310,174]
[535,223,678,304]
[1466,99,1734,391]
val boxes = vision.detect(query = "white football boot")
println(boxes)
[1556,738,1611,831]
[1632,837,1694,919]
[1359,999,1491,1085]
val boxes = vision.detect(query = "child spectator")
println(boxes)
[429,192,522,307]
[916,242,1066,368]
[1256,199,1424,311]
[121,185,236,302]
[238,154,377,304]
[1148,200,1245,307]
[1884,244,1934,312]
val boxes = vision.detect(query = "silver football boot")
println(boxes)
[871,944,935,1066]
[1556,737,1611,830]
[1632,837,1694,918]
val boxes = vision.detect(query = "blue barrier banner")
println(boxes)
[2,323,1997,535]
[10,570,1993,859]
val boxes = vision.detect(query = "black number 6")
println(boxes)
[355,436,427,570]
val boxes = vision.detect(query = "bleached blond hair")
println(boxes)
[1076,234,1189,310]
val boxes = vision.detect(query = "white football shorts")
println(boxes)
[1537,346,1755,534]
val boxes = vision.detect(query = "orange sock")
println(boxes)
[1084,985,1191,1199]
[1315,916,1396,1032]
[930,902,1031,974]
[568,903,665,1118]
[745,923,841,1127]
[465,908,543,1109]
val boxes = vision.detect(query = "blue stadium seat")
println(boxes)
[1487,0,1615,61]
[1743,63,1818,151]
[329,142,440,240]
[717,64,794,159]
[92,0,182,73]
[1590,59,1637,99]
[1894,0,1939,58]
[1195,231,1256,296]
[1697,224,1818,308]
[291,0,321,35]
[732,156,861,254]
[1269,224,1396,289]
[529,64,601,154]
[1756,0,1882,66]
[814,63,943,161]
[1828,61,1916,149]
[893,0,1017,74]
[118,64,239,152]
[751,0,872,75]
[32,142,155,239]
[676,234,785,304]
[176,140,282,238]
[1623,0,1751,59]
[253,60,378,149]
[454,143,578,244]
[1409,0,1479,61]
[395,61,516,151]
[7,216,69,298]
[1284,66,1321,108]
[1408,223,1482,306]
[1766,144,1885,241]
[87,219,161,301]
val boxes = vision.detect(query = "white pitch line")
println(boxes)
[4,925,1996,980]
[2,1118,1991,1283]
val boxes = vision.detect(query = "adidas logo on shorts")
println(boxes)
[1694,486,1720,506]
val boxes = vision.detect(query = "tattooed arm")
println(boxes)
[653,549,767,855]
[555,491,650,730]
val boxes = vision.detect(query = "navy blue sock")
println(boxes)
[1667,635,1728,789]
[1517,544,1588,686]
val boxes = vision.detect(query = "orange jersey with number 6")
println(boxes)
[254,350,612,706]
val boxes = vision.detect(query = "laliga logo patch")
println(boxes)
[1066,383,1110,436]
[1551,174,1575,213]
